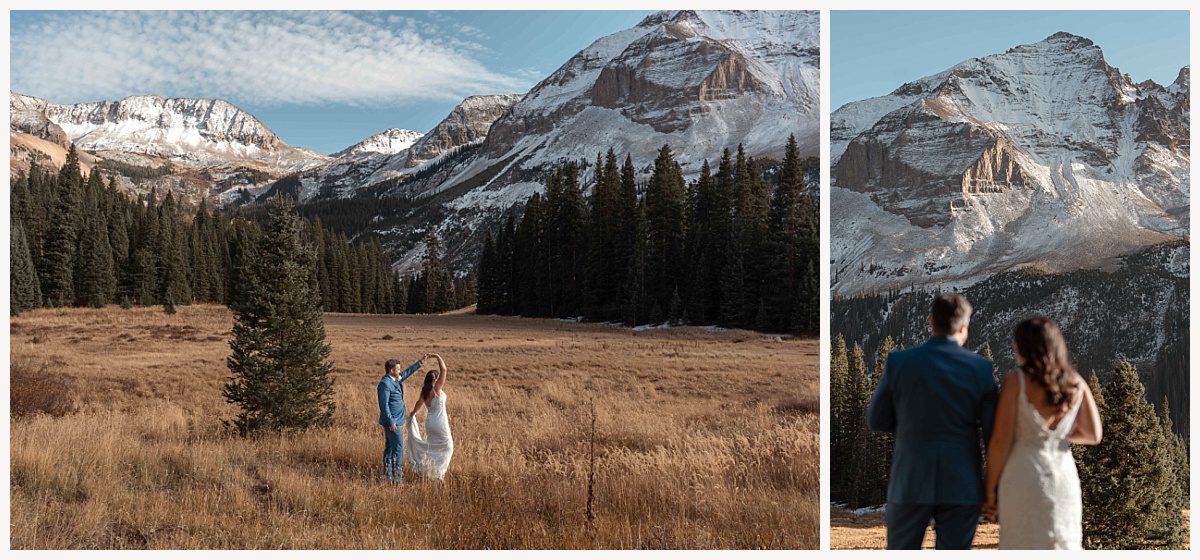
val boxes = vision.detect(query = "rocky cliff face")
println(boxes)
[10,92,71,146]
[404,94,522,169]
[831,33,1189,294]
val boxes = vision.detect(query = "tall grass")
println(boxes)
[10,305,818,549]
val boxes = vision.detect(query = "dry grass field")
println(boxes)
[9,304,819,549]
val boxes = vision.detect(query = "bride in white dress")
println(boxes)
[983,317,1102,549]
[405,353,454,480]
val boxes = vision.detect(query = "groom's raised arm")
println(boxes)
[399,359,423,382]
[867,357,897,433]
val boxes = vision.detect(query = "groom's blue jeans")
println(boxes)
[383,425,404,481]
[886,503,980,549]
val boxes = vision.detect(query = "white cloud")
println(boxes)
[11,11,529,106]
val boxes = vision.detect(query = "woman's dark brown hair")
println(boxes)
[1013,317,1078,413]
[419,370,439,403]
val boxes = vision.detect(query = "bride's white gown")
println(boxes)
[998,373,1084,549]
[405,390,454,480]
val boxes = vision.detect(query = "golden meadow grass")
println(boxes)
[9,304,818,549]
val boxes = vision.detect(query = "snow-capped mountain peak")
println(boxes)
[830,33,1189,295]
[10,91,329,172]
[331,128,423,158]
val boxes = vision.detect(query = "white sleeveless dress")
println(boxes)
[406,390,454,480]
[997,372,1084,549]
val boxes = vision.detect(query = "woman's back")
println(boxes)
[406,390,454,480]
[998,371,1084,549]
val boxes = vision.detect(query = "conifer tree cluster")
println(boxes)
[9,147,411,316]
[829,334,896,506]
[831,334,1189,548]
[477,136,818,334]
[404,232,476,314]
[1075,362,1189,549]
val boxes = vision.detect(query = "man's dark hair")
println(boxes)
[384,359,400,374]
[930,293,972,335]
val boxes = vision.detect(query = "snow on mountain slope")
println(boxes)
[284,94,521,201]
[830,33,1189,295]
[12,92,329,172]
[445,10,818,196]
[9,91,333,208]
[331,128,423,158]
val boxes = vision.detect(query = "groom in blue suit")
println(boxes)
[867,293,997,549]
[378,355,427,482]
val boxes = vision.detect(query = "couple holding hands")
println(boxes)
[869,294,1103,550]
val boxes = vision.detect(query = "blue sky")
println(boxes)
[832,11,1190,110]
[10,10,651,154]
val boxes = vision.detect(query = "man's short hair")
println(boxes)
[931,293,972,335]
[385,359,400,373]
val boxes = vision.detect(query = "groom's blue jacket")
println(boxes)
[867,335,997,505]
[378,361,422,428]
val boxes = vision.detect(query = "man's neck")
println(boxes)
[932,333,965,346]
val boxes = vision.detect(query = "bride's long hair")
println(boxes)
[1013,317,1078,413]
[419,370,440,404]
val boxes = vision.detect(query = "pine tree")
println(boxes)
[845,343,870,506]
[617,154,640,323]
[226,217,258,309]
[392,272,408,314]
[10,218,42,314]
[477,230,498,314]
[157,192,191,305]
[829,334,849,494]
[1161,399,1189,502]
[545,163,588,317]
[224,197,336,434]
[719,229,745,327]
[40,147,83,306]
[421,232,454,313]
[645,145,688,317]
[77,215,117,308]
[1152,398,1189,547]
[586,149,623,320]
[1078,361,1186,549]
[864,337,896,505]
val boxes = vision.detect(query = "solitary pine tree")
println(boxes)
[10,218,42,314]
[224,197,336,434]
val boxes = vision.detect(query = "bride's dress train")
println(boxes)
[998,373,1084,549]
[406,390,454,480]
